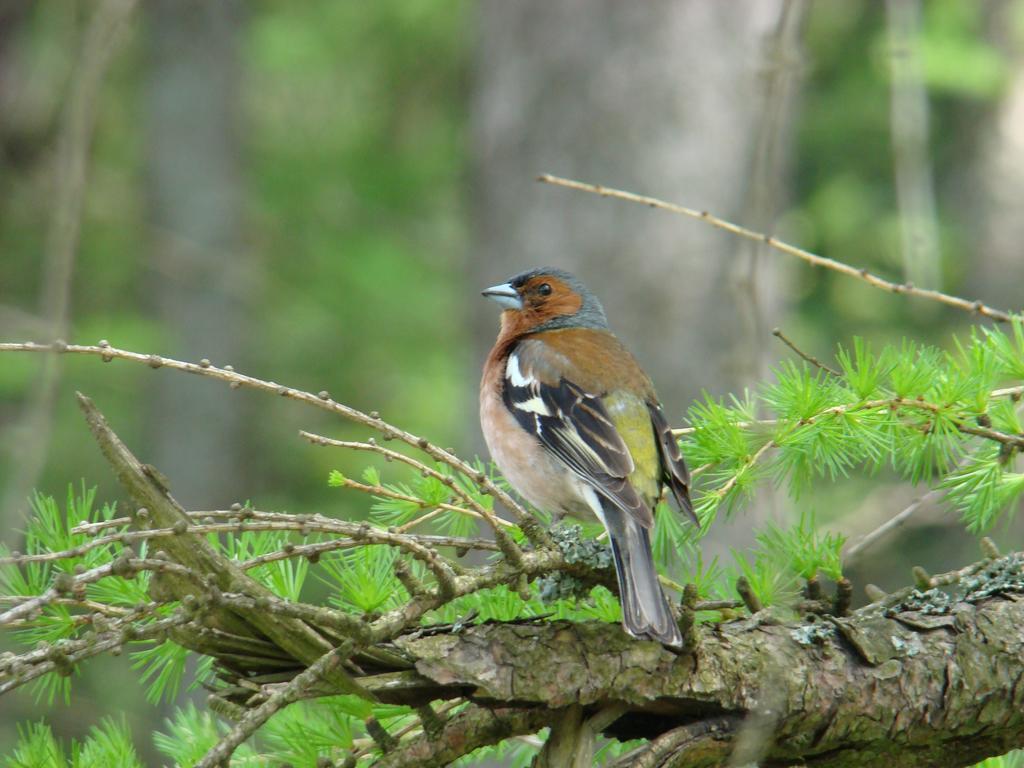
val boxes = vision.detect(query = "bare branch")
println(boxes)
[0,557,197,627]
[0,606,193,696]
[0,341,547,547]
[537,174,1014,323]
[74,392,372,699]
[0,516,498,569]
[844,485,944,563]
[196,642,355,768]
[771,326,840,376]
[370,704,549,768]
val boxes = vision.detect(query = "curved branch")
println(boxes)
[371,705,549,768]
[610,717,738,768]
[0,341,545,545]
[538,174,1013,323]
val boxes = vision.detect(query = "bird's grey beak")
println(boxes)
[481,282,522,310]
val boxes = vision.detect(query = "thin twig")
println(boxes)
[328,473,483,524]
[772,327,840,376]
[673,420,780,437]
[992,385,1024,399]
[537,174,1014,323]
[0,342,545,547]
[302,430,526,567]
[1,517,498,568]
[300,431,517,533]
[712,441,776,502]
[0,610,195,696]
[0,595,131,618]
[239,535,491,571]
[0,557,198,627]
[843,487,943,563]
[196,642,355,768]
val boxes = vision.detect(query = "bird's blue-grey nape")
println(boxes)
[504,266,610,332]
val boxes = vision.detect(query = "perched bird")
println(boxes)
[480,267,697,647]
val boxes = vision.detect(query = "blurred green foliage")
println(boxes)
[0,0,472,517]
[789,0,1010,345]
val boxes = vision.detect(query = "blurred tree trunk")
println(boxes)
[974,2,1024,314]
[470,1,800,557]
[470,1,789,417]
[143,0,248,508]
[0,1,32,172]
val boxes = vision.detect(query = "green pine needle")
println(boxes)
[4,717,141,768]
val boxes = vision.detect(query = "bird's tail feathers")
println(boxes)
[604,507,682,648]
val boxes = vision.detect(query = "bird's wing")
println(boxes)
[647,403,697,524]
[502,340,653,528]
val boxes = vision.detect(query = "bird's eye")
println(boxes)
[537,283,552,296]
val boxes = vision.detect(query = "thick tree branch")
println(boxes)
[370,569,1024,767]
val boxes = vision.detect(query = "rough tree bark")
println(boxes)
[384,593,1024,767]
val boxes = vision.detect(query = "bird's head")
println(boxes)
[482,267,608,335]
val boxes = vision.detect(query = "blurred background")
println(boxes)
[2,0,1023,762]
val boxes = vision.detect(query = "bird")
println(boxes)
[479,267,697,647]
